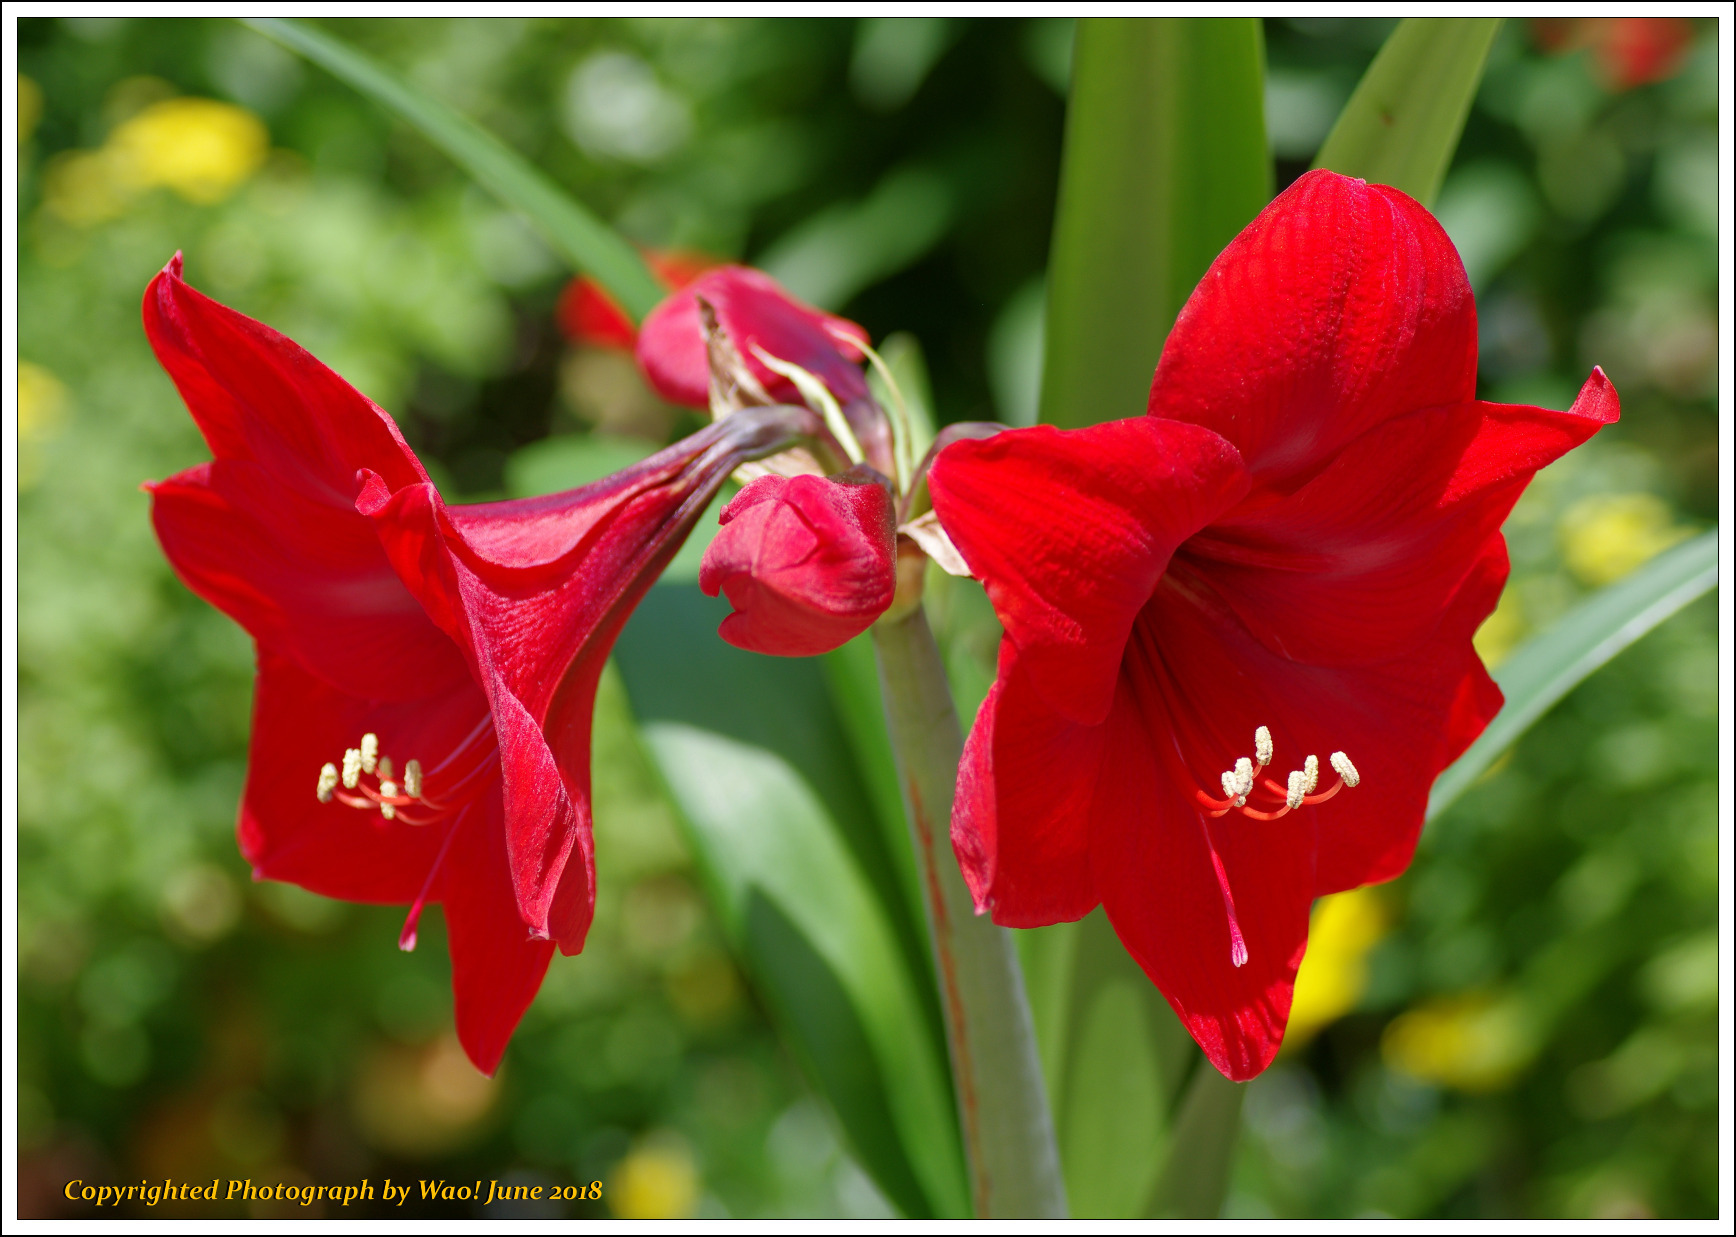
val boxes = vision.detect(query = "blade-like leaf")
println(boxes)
[1313,18,1502,206]
[246,17,664,319]
[822,635,930,952]
[1429,530,1718,820]
[1149,1062,1245,1218]
[616,586,966,1217]
[1040,17,1271,429]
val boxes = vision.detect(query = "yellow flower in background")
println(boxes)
[1471,585,1526,668]
[109,97,269,203]
[19,362,69,440]
[19,361,70,491]
[19,74,44,144]
[41,95,268,226]
[1284,887,1389,1050]
[1559,491,1693,587]
[1382,991,1535,1091]
[609,1134,700,1218]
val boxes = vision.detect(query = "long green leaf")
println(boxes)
[1040,17,1271,429]
[1149,1064,1245,1218]
[1313,18,1502,206]
[1429,530,1718,820]
[246,17,664,319]
[615,586,966,1217]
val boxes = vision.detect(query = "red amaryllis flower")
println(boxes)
[556,249,718,350]
[144,256,809,1072]
[699,465,897,656]
[928,170,1620,1081]
[1532,16,1694,91]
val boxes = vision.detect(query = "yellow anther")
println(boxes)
[1286,769,1308,811]
[316,763,338,803]
[341,748,362,789]
[1330,751,1360,788]
[359,733,379,775]
[404,759,422,799]
[1254,725,1273,767]
[378,780,398,821]
[376,755,393,781]
[1303,754,1320,795]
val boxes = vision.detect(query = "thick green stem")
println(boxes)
[872,608,1067,1218]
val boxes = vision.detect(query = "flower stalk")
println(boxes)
[872,606,1067,1219]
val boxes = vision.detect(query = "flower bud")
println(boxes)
[698,466,896,657]
[636,266,870,410]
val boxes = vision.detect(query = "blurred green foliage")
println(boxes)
[16,15,1718,1218]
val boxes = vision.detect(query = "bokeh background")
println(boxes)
[15,16,1719,1218]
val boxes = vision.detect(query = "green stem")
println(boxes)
[872,608,1067,1218]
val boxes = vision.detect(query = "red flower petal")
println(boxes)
[635,265,870,409]
[1184,369,1620,667]
[149,462,470,700]
[952,644,1102,927]
[929,418,1248,725]
[698,468,897,657]
[443,797,558,1077]
[1148,170,1479,494]
[1091,649,1315,1083]
[143,255,428,507]
[557,250,719,351]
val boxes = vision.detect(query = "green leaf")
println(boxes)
[501,434,728,584]
[821,636,929,953]
[1313,18,1502,207]
[1429,530,1718,820]
[615,587,966,1217]
[1040,17,1271,429]
[1149,1063,1246,1218]
[245,17,664,319]
[1016,909,1196,1217]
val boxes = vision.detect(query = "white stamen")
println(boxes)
[1303,754,1319,795]
[316,763,338,803]
[1221,770,1241,799]
[378,780,398,820]
[1330,751,1360,788]
[1254,725,1273,767]
[404,759,422,799]
[376,755,393,781]
[342,748,362,789]
[359,733,379,775]
[1233,757,1254,797]
[1286,769,1307,810]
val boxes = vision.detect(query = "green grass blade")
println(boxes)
[246,17,664,319]
[1429,530,1719,820]
[1040,17,1271,429]
[1312,18,1502,206]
